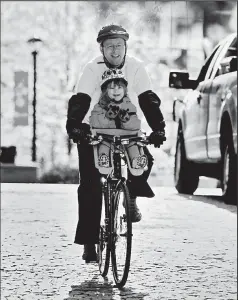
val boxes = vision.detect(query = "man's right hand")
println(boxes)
[67,122,91,143]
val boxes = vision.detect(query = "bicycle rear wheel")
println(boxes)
[97,180,110,277]
[111,181,132,288]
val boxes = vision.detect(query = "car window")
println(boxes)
[210,36,237,79]
[205,38,230,80]
[196,45,221,83]
[224,37,237,58]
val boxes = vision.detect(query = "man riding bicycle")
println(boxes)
[66,24,166,262]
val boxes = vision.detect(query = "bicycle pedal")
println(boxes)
[119,233,133,237]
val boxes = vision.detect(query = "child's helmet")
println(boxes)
[97,24,129,44]
[101,69,128,90]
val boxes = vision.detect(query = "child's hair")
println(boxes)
[99,79,128,109]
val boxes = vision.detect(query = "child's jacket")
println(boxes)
[90,96,141,130]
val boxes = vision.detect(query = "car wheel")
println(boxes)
[221,140,237,205]
[174,131,199,194]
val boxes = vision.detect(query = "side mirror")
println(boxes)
[230,56,237,72]
[169,71,188,89]
[169,71,197,89]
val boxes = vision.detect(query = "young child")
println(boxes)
[89,68,147,171]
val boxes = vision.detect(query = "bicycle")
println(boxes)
[82,128,151,288]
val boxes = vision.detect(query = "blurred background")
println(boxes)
[1,1,237,183]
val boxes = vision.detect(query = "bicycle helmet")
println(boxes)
[101,69,128,90]
[97,24,129,44]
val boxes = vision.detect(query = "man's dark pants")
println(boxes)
[74,141,154,245]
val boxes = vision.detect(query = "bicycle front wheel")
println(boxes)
[97,180,110,277]
[111,181,132,288]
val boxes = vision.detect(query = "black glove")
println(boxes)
[67,122,91,143]
[149,130,166,148]
[119,109,130,123]
[105,103,120,119]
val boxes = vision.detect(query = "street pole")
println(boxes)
[65,1,72,156]
[32,50,37,162]
[27,37,42,162]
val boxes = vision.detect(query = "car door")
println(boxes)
[206,34,237,160]
[184,44,222,161]
[182,88,201,160]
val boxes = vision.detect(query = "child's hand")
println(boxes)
[106,103,120,119]
[119,109,130,123]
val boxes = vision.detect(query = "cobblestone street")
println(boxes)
[1,183,237,300]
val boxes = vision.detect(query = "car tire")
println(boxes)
[174,130,199,194]
[221,138,237,205]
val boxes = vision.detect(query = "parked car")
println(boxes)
[169,33,237,205]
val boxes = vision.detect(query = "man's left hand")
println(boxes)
[149,131,166,148]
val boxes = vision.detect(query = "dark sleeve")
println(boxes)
[66,92,91,134]
[138,90,165,131]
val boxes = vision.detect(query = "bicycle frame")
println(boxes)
[84,129,150,287]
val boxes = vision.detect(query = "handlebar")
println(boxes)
[80,133,151,146]
[72,128,166,147]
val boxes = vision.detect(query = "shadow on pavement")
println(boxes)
[118,286,148,299]
[182,193,237,214]
[64,275,147,299]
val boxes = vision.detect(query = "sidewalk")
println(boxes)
[1,184,236,300]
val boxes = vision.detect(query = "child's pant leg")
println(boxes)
[126,146,155,198]
[98,141,111,157]
[126,142,141,164]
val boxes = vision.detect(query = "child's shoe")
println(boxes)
[132,155,148,169]
[98,153,110,167]
[138,154,148,168]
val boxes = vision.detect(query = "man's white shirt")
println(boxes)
[75,55,152,129]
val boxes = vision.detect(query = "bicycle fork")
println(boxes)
[101,177,110,245]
